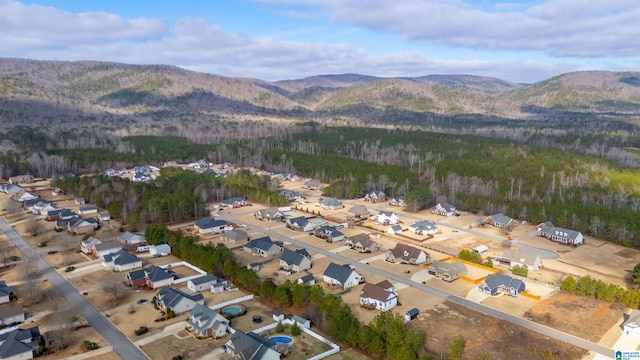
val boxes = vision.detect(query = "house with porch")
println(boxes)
[478,273,525,297]
[484,213,518,230]
[322,262,363,289]
[223,330,281,360]
[187,274,227,293]
[80,236,102,255]
[360,281,398,311]
[194,218,230,235]
[389,196,405,207]
[345,233,381,253]
[347,205,370,220]
[303,179,324,191]
[319,197,343,210]
[117,232,146,246]
[0,326,42,360]
[364,190,386,203]
[285,216,314,232]
[220,197,249,208]
[385,243,430,265]
[92,241,122,259]
[254,207,284,222]
[432,202,458,216]
[243,237,283,257]
[537,221,584,246]
[408,220,438,235]
[314,226,344,242]
[279,249,312,273]
[375,211,399,225]
[0,304,25,326]
[501,249,541,271]
[102,250,143,272]
[155,287,204,315]
[186,303,230,339]
[427,261,467,282]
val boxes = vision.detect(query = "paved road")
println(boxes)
[0,218,147,360]
[219,215,613,358]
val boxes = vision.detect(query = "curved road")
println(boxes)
[220,215,612,358]
[0,218,148,360]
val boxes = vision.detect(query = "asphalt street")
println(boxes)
[0,217,147,360]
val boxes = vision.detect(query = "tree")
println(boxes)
[46,309,75,350]
[458,249,482,264]
[273,287,292,308]
[275,321,285,333]
[25,217,43,237]
[448,335,466,360]
[511,264,528,277]
[0,241,13,267]
[21,260,43,303]
[103,274,126,305]
[633,263,640,284]
[260,278,277,301]
[290,322,301,336]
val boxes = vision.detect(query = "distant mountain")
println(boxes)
[1,58,639,130]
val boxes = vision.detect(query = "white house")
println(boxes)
[194,218,231,234]
[374,211,399,225]
[102,250,144,272]
[408,220,438,235]
[323,262,363,289]
[360,281,398,311]
[385,243,430,265]
[155,287,205,315]
[432,202,457,216]
[149,244,171,257]
[187,274,227,293]
[502,249,541,271]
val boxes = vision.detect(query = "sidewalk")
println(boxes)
[134,322,185,347]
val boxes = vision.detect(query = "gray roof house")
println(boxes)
[0,304,25,326]
[319,197,343,210]
[286,216,314,232]
[297,274,316,286]
[243,237,283,257]
[484,213,518,230]
[385,243,430,265]
[0,282,14,305]
[222,229,249,244]
[432,202,457,216]
[303,179,324,191]
[0,326,41,360]
[408,220,438,235]
[322,262,363,289]
[537,221,584,246]
[501,249,542,271]
[478,273,525,297]
[93,241,122,258]
[186,303,230,339]
[187,274,227,293]
[78,204,98,215]
[364,189,386,203]
[223,330,281,360]
[102,250,144,272]
[254,207,284,222]
[314,226,344,242]
[345,234,381,253]
[140,266,175,289]
[427,261,467,282]
[347,205,370,219]
[156,287,205,315]
[117,232,146,245]
[194,218,229,234]
[279,249,312,273]
[360,281,398,311]
[80,236,102,255]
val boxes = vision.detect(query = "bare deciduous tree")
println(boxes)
[103,274,126,305]
[25,218,43,237]
[21,260,43,303]
[46,308,75,350]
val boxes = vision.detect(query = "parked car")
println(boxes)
[136,299,148,304]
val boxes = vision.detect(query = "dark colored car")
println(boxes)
[136,299,148,304]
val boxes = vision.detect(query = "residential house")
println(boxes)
[47,208,76,221]
[501,249,541,271]
[149,244,172,257]
[125,265,174,289]
[279,249,312,273]
[117,232,146,245]
[78,204,98,215]
[253,207,284,222]
[285,216,314,232]
[623,310,640,336]
[385,243,430,265]
[408,220,438,235]
[80,237,102,255]
[303,179,324,191]
[375,211,399,225]
[186,303,230,339]
[187,274,227,293]
[537,221,584,246]
[101,250,143,272]
[223,330,281,360]
[155,286,205,315]
[67,217,98,235]
[51,172,73,183]
[31,201,57,215]
[8,175,33,184]
[220,197,249,208]
[74,197,86,205]
[432,202,458,216]
[194,218,230,235]
[360,281,398,311]
[319,197,343,210]
[0,282,14,304]
[478,273,526,297]
[0,184,23,195]
[364,190,386,203]
[297,274,316,286]
[97,212,111,224]
[13,190,36,203]
[427,261,467,282]
[389,196,405,207]
[345,233,381,253]
[387,225,403,235]
[0,304,25,326]
[484,213,518,230]
[92,241,122,258]
[314,226,345,242]
[243,237,283,257]
[280,190,300,201]
[0,326,42,360]
[221,229,249,245]
[347,205,370,220]
[322,262,363,289]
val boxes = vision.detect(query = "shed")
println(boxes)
[292,315,311,329]
[273,312,285,322]
[150,244,171,257]
[404,308,419,323]
[472,245,488,255]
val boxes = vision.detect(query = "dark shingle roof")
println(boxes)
[323,262,355,284]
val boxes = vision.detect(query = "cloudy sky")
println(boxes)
[2,0,639,83]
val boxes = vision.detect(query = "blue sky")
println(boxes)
[2,0,639,83]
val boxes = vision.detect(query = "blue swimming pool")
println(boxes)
[221,305,243,316]
[271,336,293,344]
[313,220,324,225]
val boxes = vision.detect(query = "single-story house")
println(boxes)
[126,265,174,289]
[0,282,14,304]
[13,190,36,202]
[243,237,283,257]
[8,175,33,184]
[484,213,518,230]
[323,262,363,289]
[432,202,458,216]
[364,190,386,203]
[78,204,98,215]
[149,244,171,257]
[0,304,25,326]
[389,196,405,207]
[375,211,399,225]
[537,221,584,246]
[478,273,525,297]
[254,207,284,222]
[0,326,42,360]
[194,218,230,234]
[92,241,122,258]
[223,330,281,360]
[319,197,343,210]
[280,189,300,201]
[186,303,230,339]
[347,205,370,220]
[220,197,249,208]
[408,220,438,235]
[501,249,541,271]
[345,234,381,253]
[80,236,102,255]
[47,208,76,221]
[67,217,98,235]
[427,261,467,282]
[221,229,249,245]
[97,212,111,223]
[360,281,398,311]
[297,274,316,286]
[623,310,640,336]
[187,274,227,293]
[102,250,144,272]
[117,232,146,245]
[155,286,205,315]
[314,226,344,242]
[385,243,430,265]
[286,216,314,232]
[0,184,23,194]
[279,249,312,273]
[303,179,324,191]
